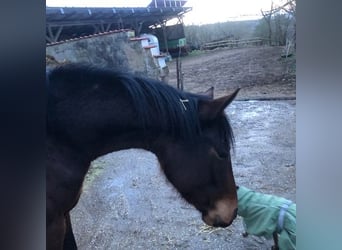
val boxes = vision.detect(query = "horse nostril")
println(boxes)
[213,218,229,228]
[215,215,220,225]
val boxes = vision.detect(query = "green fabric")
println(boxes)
[237,186,296,250]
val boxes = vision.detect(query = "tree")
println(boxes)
[257,0,296,48]
[184,20,258,49]
[261,1,274,45]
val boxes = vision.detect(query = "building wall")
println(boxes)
[46,30,162,80]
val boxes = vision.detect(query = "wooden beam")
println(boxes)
[92,24,100,33]
[47,25,54,41]
[46,25,63,42]
[105,23,112,32]
[54,26,63,41]
[99,23,105,32]
[46,35,53,43]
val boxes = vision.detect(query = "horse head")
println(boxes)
[154,89,239,227]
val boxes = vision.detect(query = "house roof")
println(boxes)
[46,2,191,43]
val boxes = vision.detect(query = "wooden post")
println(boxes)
[176,46,184,90]
[176,58,180,89]
[162,22,169,54]
[179,59,183,90]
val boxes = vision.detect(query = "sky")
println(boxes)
[46,0,284,25]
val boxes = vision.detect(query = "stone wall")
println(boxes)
[46,30,162,80]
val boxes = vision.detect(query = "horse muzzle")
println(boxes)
[202,207,238,227]
[201,196,238,227]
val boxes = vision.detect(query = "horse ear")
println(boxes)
[198,88,240,120]
[197,87,214,99]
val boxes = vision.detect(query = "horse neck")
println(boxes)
[47,136,93,179]
[48,130,175,193]
[92,131,168,159]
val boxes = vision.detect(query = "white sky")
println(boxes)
[46,0,284,24]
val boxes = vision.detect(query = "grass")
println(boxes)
[187,49,205,57]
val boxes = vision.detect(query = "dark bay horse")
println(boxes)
[47,63,239,250]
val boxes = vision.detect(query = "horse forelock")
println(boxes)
[124,76,235,146]
[222,115,235,151]
[121,75,203,140]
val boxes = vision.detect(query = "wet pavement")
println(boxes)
[71,100,296,249]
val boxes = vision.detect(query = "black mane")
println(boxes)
[47,63,234,145]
